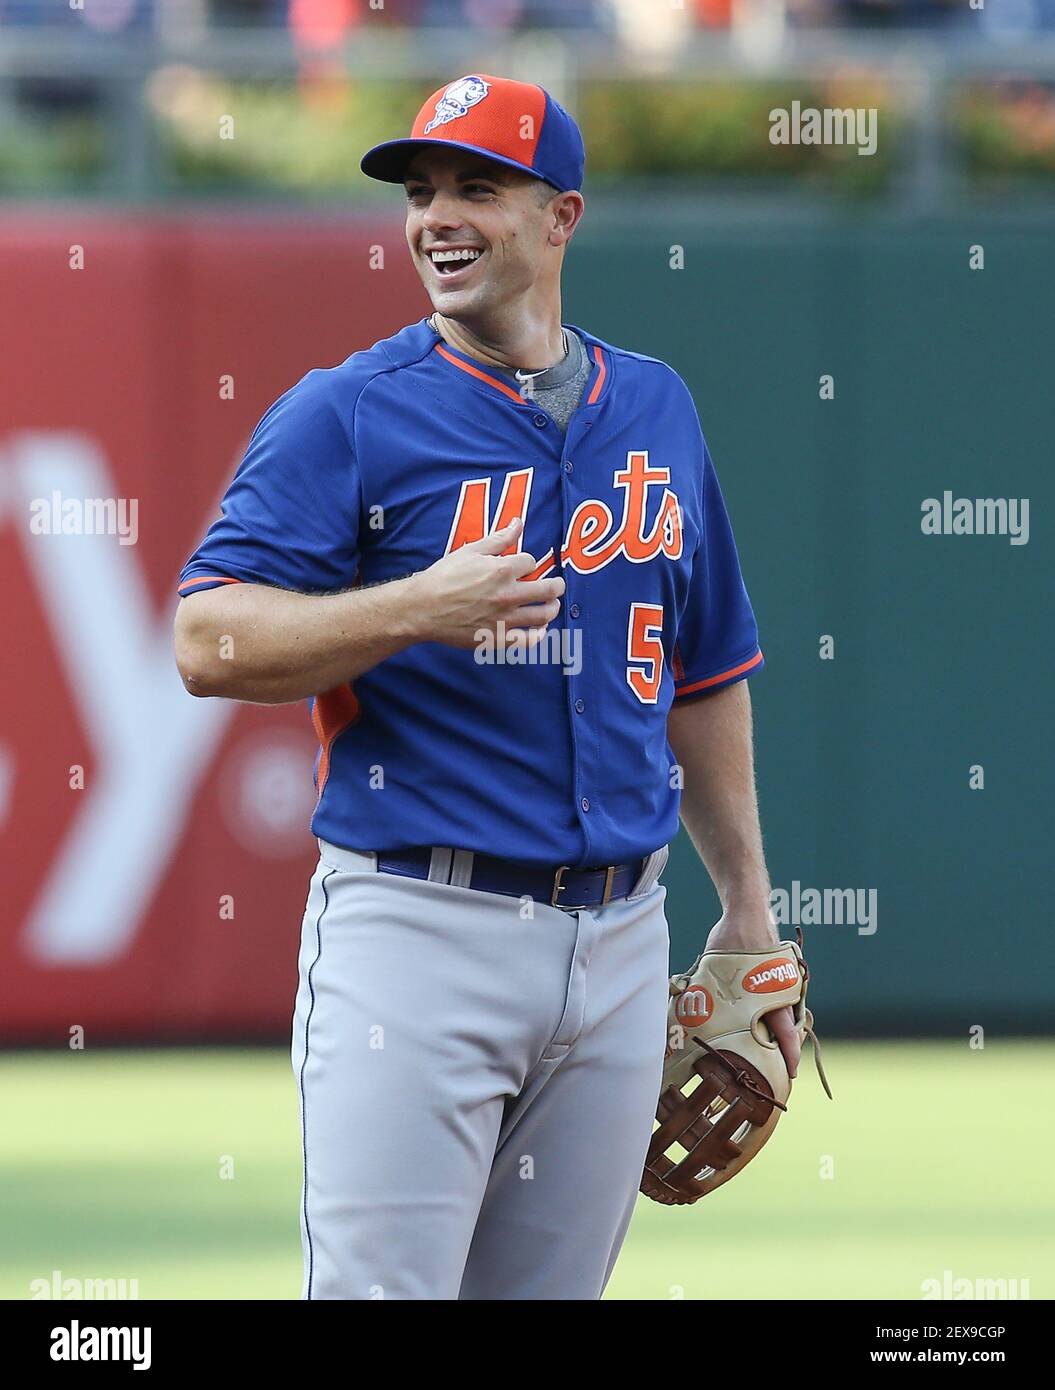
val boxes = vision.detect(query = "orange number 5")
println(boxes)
[627,603,664,705]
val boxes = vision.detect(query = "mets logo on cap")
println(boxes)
[359,73,586,194]
[423,76,492,135]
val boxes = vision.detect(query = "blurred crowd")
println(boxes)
[3,0,1055,38]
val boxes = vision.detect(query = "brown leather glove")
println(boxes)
[640,933,831,1205]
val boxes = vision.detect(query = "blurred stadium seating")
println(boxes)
[3,0,1055,202]
[3,0,1055,34]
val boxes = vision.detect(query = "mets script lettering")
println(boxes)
[444,450,684,579]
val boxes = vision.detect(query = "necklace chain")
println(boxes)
[516,330,568,381]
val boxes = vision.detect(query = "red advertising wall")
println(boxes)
[0,212,425,1042]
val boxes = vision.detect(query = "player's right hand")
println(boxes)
[412,517,566,650]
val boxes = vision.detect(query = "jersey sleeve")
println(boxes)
[178,370,361,598]
[671,439,764,701]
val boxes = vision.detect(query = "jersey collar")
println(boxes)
[426,318,612,410]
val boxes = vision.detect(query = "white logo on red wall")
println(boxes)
[219,727,319,858]
[3,430,309,966]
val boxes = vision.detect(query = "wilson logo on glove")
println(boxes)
[742,957,799,993]
[641,936,831,1206]
[674,985,714,1025]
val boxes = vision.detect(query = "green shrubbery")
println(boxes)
[958,81,1055,180]
[2,71,1054,198]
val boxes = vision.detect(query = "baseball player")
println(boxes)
[174,73,799,1301]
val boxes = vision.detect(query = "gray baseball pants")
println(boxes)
[291,838,670,1301]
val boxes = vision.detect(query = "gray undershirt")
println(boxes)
[496,326,591,434]
[431,317,591,434]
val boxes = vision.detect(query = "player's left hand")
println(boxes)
[704,908,801,1079]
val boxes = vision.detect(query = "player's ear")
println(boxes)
[550,192,584,246]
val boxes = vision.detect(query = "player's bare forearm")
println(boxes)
[668,681,799,1073]
[174,519,564,704]
[174,576,424,704]
[667,681,772,928]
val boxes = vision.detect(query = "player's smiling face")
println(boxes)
[403,149,563,316]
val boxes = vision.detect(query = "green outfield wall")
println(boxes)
[564,210,1052,1033]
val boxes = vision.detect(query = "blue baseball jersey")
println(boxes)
[179,318,763,868]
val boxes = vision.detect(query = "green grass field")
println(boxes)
[1,1042,1049,1300]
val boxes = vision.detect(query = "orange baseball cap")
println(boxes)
[361,74,585,193]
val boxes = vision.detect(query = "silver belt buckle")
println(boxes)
[550,865,573,908]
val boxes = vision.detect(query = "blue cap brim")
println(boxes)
[360,137,549,187]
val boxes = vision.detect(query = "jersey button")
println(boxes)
[533,414,548,428]
[580,797,591,813]
[574,698,585,714]
[563,460,574,474]
[569,602,581,619]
